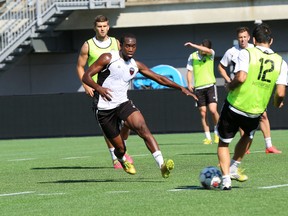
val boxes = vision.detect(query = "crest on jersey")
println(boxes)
[129,67,135,75]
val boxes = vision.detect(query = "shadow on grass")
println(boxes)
[31,166,111,170]
[175,185,203,190]
[39,178,163,184]
[175,185,240,190]
[178,152,217,156]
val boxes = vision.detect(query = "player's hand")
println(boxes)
[182,87,198,101]
[97,86,113,101]
[187,84,194,92]
[274,101,284,108]
[224,83,230,92]
[184,42,194,47]
[83,85,94,97]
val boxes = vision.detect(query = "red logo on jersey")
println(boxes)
[129,67,135,75]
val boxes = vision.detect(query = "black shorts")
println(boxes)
[96,100,139,139]
[195,85,218,107]
[217,100,261,143]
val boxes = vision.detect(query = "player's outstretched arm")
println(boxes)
[184,42,213,55]
[137,61,198,101]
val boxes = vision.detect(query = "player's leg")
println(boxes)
[97,108,136,175]
[207,85,220,143]
[217,101,239,190]
[229,115,260,183]
[218,140,231,190]
[229,134,251,182]
[208,102,220,144]
[120,123,134,163]
[108,134,136,175]
[125,109,174,178]
[260,111,282,154]
[199,106,212,144]
[238,127,250,154]
[195,89,212,144]
[103,136,122,169]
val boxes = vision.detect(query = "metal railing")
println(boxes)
[0,0,125,64]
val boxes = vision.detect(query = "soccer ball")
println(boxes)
[199,166,222,189]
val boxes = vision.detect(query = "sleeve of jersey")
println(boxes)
[186,55,193,71]
[234,49,249,73]
[276,60,288,85]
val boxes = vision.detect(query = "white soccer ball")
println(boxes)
[199,166,222,189]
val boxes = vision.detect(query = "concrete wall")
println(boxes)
[0,20,287,95]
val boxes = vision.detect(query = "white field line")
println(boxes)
[258,184,288,189]
[37,193,65,196]
[0,191,35,197]
[8,158,36,162]
[106,191,129,194]
[62,156,91,160]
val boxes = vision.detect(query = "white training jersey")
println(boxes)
[220,43,254,68]
[97,51,139,110]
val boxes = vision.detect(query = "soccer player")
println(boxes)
[76,15,133,169]
[218,26,282,154]
[217,23,287,190]
[82,33,198,177]
[185,40,220,145]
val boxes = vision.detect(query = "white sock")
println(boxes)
[152,150,164,168]
[222,175,231,185]
[109,148,117,160]
[214,126,219,136]
[123,140,127,147]
[265,137,272,148]
[230,159,240,174]
[205,132,211,140]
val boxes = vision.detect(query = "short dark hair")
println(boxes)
[252,23,272,44]
[201,39,212,49]
[236,26,250,36]
[93,15,109,26]
[120,33,136,45]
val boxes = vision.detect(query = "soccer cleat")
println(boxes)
[230,168,248,182]
[221,182,232,190]
[265,146,282,154]
[125,153,134,164]
[245,149,251,154]
[203,138,212,145]
[113,160,122,169]
[120,160,136,175]
[161,159,174,178]
[214,135,219,144]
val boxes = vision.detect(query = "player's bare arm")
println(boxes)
[274,84,286,108]
[184,42,213,55]
[218,63,232,83]
[76,42,95,97]
[82,53,113,101]
[136,61,198,101]
[226,70,247,91]
[186,70,194,92]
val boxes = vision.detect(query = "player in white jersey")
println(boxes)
[82,33,198,178]
[218,26,282,154]
[76,15,133,169]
